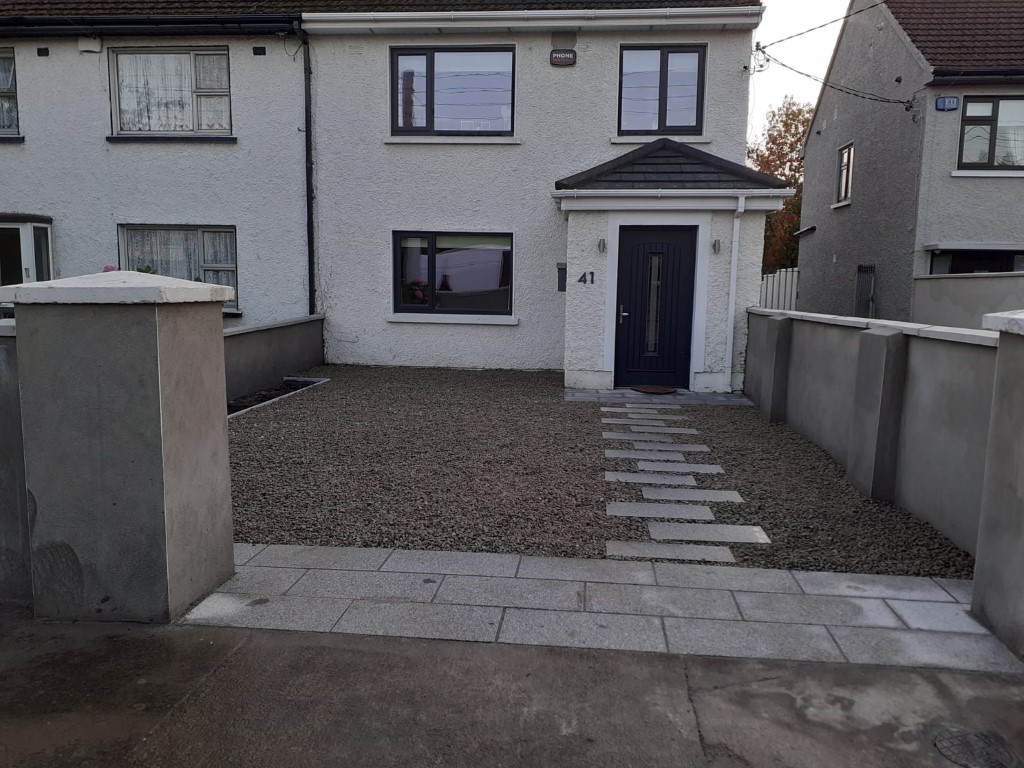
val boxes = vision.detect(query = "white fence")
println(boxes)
[760,268,799,310]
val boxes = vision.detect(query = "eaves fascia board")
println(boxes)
[0,15,299,37]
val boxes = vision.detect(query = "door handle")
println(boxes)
[619,304,630,324]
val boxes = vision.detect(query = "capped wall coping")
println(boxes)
[0,271,234,305]
[984,309,1024,336]
[223,314,325,337]
[915,272,1024,282]
[748,307,1000,347]
[0,319,15,337]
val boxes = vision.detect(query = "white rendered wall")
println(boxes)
[0,36,309,329]
[311,28,753,369]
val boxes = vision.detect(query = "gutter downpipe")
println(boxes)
[723,194,746,392]
[299,23,317,316]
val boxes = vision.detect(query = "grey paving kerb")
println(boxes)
[188,544,1024,675]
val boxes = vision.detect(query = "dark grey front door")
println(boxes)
[614,226,697,388]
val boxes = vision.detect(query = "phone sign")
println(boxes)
[550,49,577,67]
[936,96,961,112]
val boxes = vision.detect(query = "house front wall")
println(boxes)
[310,28,754,371]
[0,35,309,329]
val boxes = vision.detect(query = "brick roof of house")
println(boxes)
[1,0,760,17]
[885,0,1024,71]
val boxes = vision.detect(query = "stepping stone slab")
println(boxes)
[249,544,393,571]
[663,617,845,663]
[433,575,585,611]
[630,426,699,435]
[655,563,801,594]
[734,592,903,628]
[605,541,735,563]
[886,600,989,634]
[600,407,662,414]
[792,571,954,602]
[518,556,655,585]
[334,600,502,642]
[633,441,710,451]
[381,549,519,578]
[626,414,689,421]
[648,522,770,544]
[605,449,704,461]
[586,583,740,620]
[605,472,697,486]
[604,432,675,443]
[185,593,351,633]
[933,577,973,604]
[499,608,667,653]
[625,403,681,410]
[636,462,723,474]
[233,543,268,566]
[829,627,1024,674]
[216,566,306,596]
[606,502,715,521]
[643,487,744,503]
[603,418,671,427]
[286,570,441,602]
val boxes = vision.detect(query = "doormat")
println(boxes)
[630,386,678,395]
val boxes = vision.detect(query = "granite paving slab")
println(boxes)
[654,563,801,593]
[380,549,519,577]
[605,472,697,486]
[518,556,656,584]
[934,578,973,604]
[643,488,744,503]
[606,502,715,520]
[629,426,699,435]
[606,541,736,563]
[499,608,667,652]
[185,593,351,632]
[647,523,770,544]
[333,600,503,642]
[829,626,1024,673]
[233,543,268,567]
[216,566,306,596]
[286,569,441,602]
[586,582,740,620]
[249,545,393,571]
[734,592,903,628]
[433,575,585,611]
[664,617,845,663]
[886,600,989,634]
[605,449,704,461]
[636,462,724,474]
[792,571,954,602]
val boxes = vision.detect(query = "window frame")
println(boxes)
[118,224,239,309]
[0,48,18,135]
[390,46,516,137]
[836,143,854,204]
[392,230,514,316]
[617,44,707,136]
[958,96,1024,170]
[109,47,233,137]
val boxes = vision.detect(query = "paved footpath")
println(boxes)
[183,543,1023,674]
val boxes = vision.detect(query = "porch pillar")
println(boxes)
[972,310,1024,655]
[0,272,235,622]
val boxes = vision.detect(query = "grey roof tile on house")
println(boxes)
[555,138,789,191]
[885,0,1024,71]
[1,0,761,18]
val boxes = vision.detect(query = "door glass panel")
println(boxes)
[0,228,22,287]
[33,226,50,281]
[433,51,513,133]
[665,52,699,127]
[398,236,430,306]
[962,125,992,164]
[644,253,663,354]
[396,54,427,129]
[620,50,660,132]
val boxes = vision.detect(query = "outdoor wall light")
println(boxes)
[712,239,722,254]
[598,238,607,253]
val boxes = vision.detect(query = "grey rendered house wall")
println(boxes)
[797,1,928,321]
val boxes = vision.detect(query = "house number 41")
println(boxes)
[578,272,595,284]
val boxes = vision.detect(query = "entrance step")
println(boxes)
[605,472,697,486]
[606,502,714,520]
[642,487,744,503]
[648,522,770,544]
[606,541,736,563]
[636,462,724,474]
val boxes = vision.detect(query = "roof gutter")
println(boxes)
[929,70,1024,86]
[551,188,794,199]
[301,6,764,33]
[0,15,299,37]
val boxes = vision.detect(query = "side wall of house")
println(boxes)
[311,28,753,370]
[0,35,309,329]
[797,2,929,321]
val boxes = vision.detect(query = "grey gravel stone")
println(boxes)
[829,627,1024,673]
[734,592,903,628]
[886,600,989,634]
[606,541,736,563]
[381,550,519,577]
[185,593,351,632]
[287,570,441,602]
[606,502,715,520]
[605,472,697,486]
[654,563,801,593]
[586,582,740,619]
[793,572,954,602]
[647,523,770,544]
[499,608,667,652]
[434,575,585,611]
[636,462,724,474]
[664,618,845,662]
[216,566,306,596]
[334,600,502,642]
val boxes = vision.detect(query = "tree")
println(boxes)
[747,96,814,274]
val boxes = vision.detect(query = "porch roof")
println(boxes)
[555,138,788,192]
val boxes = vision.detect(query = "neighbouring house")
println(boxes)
[1,0,790,391]
[797,0,1024,326]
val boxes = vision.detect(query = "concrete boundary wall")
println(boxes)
[223,315,325,401]
[746,308,998,555]
[913,273,1024,330]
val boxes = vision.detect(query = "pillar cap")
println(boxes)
[983,310,1024,336]
[0,271,234,305]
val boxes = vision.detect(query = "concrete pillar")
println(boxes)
[759,315,792,423]
[846,327,907,501]
[973,310,1024,656]
[0,272,235,622]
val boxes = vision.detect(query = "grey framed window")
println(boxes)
[0,50,17,134]
[837,144,854,203]
[959,97,1024,169]
[391,47,515,135]
[394,231,513,315]
[111,48,232,135]
[618,45,706,135]
[121,226,238,308]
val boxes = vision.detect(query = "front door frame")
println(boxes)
[603,211,711,390]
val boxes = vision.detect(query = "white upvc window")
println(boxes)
[0,49,18,134]
[111,48,232,136]
[120,226,238,308]
[1,222,53,316]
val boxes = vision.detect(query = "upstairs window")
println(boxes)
[112,49,232,135]
[619,45,706,135]
[0,50,17,134]
[391,47,515,135]
[959,97,1024,169]
[121,226,238,308]
[837,144,854,204]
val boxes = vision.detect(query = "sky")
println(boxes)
[747,0,849,142]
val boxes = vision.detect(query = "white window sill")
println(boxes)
[951,170,1024,178]
[831,200,852,209]
[387,313,519,326]
[611,135,711,145]
[384,136,521,145]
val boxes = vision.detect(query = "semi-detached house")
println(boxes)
[1,1,791,392]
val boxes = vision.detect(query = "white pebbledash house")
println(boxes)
[1,0,790,392]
